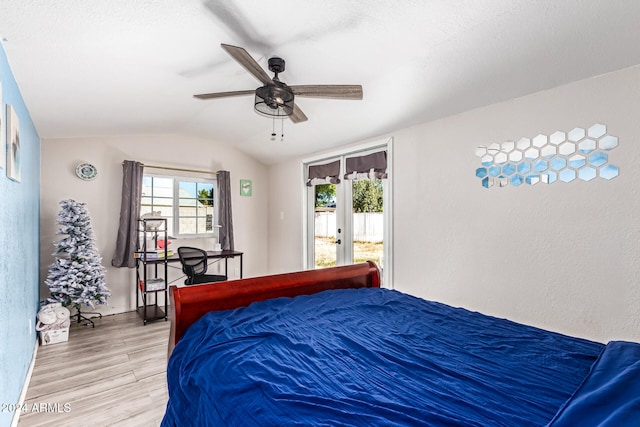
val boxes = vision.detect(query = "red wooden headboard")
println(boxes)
[169,261,381,355]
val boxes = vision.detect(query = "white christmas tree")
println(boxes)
[45,199,110,310]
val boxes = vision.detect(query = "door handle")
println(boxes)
[335,239,342,245]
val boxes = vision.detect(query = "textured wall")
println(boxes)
[0,44,41,427]
[40,134,269,316]
[390,65,640,343]
[269,64,640,344]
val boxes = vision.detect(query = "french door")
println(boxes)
[305,141,392,285]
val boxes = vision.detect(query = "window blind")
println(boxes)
[344,151,387,180]
[306,160,341,186]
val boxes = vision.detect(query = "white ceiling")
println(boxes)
[1,0,640,165]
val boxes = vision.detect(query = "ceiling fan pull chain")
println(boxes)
[281,119,285,142]
[271,117,277,141]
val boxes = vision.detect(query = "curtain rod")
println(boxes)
[122,162,218,175]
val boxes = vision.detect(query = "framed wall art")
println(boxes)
[240,179,252,197]
[0,81,4,170]
[6,104,20,182]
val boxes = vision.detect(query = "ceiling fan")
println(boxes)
[193,44,363,123]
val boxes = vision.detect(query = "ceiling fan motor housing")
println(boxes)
[255,80,294,117]
[268,57,285,74]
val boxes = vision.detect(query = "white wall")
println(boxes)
[269,64,640,344]
[40,134,268,316]
[267,159,305,273]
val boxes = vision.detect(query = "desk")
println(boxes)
[135,249,243,324]
[165,250,244,279]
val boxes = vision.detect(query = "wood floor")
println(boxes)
[18,311,171,427]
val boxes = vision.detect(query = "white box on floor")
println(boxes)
[37,302,71,345]
[39,327,69,345]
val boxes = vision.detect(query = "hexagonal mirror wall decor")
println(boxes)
[475,124,619,189]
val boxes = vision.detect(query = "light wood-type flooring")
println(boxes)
[18,311,170,427]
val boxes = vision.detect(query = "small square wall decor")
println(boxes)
[6,104,20,182]
[0,81,4,170]
[240,179,252,197]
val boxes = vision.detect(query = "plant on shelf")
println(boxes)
[44,199,111,327]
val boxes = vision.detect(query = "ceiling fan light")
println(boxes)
[255,85,294,118]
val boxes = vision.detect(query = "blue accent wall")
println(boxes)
[0,43,40,427]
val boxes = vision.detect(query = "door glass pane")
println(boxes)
[352,179,384,268]
[314,183,337,268]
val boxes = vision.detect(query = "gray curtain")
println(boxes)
[111,161,143,267]
[217,170,234,251]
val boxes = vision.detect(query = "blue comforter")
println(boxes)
[162,288,633,426]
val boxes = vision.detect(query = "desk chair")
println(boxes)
[177,247,227,285]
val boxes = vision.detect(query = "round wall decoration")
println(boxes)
[75,163,98,180]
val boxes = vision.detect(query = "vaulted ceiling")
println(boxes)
[1,1,640,164]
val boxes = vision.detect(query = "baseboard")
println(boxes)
[11,338,38,427]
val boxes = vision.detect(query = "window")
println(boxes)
[142,175,218,238]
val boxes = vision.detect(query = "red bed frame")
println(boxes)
[169,261,381,355]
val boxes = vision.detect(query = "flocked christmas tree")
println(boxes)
[45,199,110,326]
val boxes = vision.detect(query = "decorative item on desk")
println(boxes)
[214,243,222,251]
[139,278,166,292]
[157,239,172,249]
[134,250,173,260]
[141,211,164,230]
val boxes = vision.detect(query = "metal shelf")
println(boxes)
[136,218,168,325]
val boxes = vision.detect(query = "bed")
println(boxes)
[162,262,640,426]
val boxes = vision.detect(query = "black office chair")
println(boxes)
[177,247,227,285]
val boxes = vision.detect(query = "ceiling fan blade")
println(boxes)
[289,103,308,123]
[193,90,255,100]
[290,85,363,100]
[221,44,273,85]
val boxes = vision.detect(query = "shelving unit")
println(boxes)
[135,217,168,325]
